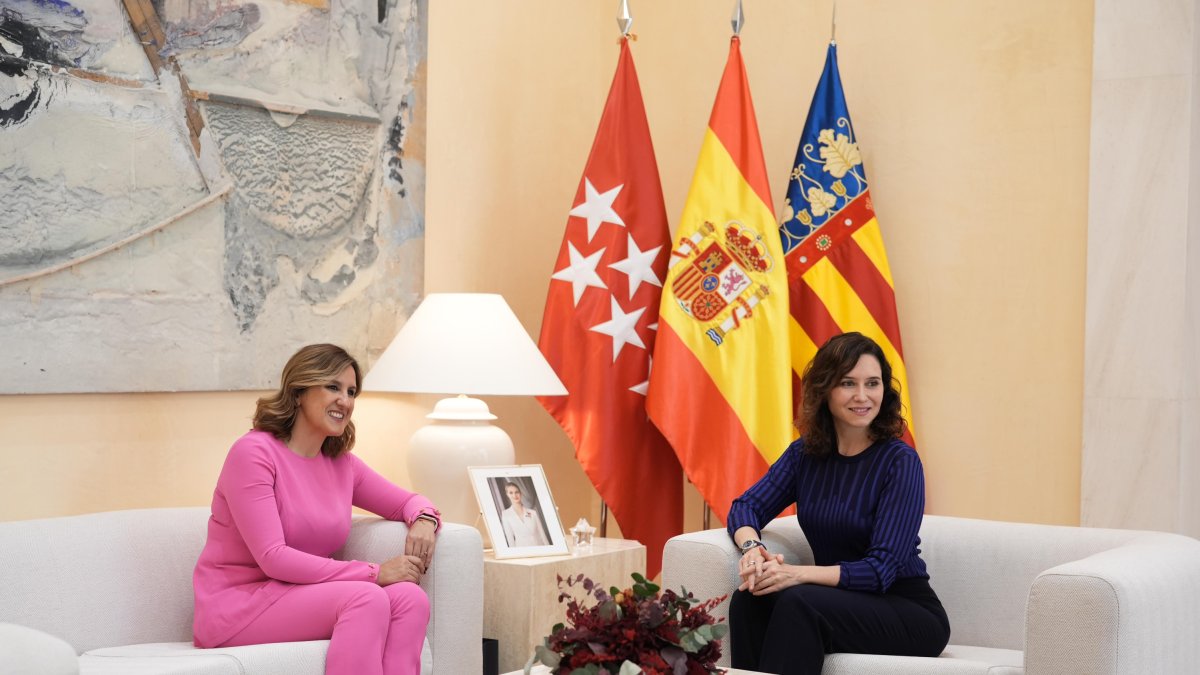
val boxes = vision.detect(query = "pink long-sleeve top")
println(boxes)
[192,429,439,647]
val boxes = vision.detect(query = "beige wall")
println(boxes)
[426,0,1091,529]
[0,390,432,521]
[2,1,1092,532]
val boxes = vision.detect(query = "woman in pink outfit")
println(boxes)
[193,344,440,675]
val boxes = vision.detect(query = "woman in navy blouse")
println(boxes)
[727,332,950,675]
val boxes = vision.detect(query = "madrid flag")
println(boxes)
[537,39,682,578]
[780,43,916,445]
[647,37,794,524]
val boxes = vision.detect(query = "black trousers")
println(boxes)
[728,577,951,675]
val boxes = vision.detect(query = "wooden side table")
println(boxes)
[484,537,645,673]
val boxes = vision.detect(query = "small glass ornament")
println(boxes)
[569,517,596,552]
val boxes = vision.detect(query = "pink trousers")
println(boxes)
[220,580,430,675]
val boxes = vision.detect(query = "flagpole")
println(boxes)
[731,0,744,35]
[830,0,838,43]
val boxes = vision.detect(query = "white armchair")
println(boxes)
[0,507,483,675]
[663,514,1200,674]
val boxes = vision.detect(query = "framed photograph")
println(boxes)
[468,464,569,558]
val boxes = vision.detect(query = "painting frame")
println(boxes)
[468,464,569,559]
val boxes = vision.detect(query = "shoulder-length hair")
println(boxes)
[254,343,362,458]
[797,332,905,459]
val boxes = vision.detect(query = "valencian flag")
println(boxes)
[780,43,916,445]
[647,37,794,524]
[537,38,682,578]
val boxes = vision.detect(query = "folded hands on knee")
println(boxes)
[738,549,795,594]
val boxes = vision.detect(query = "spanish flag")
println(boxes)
[647,37,794,523]
[780,43,916,445]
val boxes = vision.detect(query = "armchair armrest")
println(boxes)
[662,527,741,626]
[1024,532,1200,675]
[661,517,813,667]
[0,623,79,675]
[342,518,484,675]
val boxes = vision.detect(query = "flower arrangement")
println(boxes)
[526,572,728,675]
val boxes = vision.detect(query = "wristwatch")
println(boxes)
[739,539,764,552]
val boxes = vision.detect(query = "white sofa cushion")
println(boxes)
[81,641,325,675]
[0,623,79,675]
[823,645,1023,674]
[79,639,434,675]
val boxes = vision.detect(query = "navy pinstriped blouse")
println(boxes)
[726,437,929,594]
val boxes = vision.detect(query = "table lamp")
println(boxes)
[363,293,567,526]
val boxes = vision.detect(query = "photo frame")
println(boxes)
[468,465,569,558]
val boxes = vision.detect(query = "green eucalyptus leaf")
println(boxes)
[534,644,561,668]
[661,646,687,671]
[711,623,729,640]
[618,661,644,675]
[599,600,620,622]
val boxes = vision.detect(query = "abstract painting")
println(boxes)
[0,0,427,393]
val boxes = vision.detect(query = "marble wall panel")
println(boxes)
[1085,76,1190,399]
[1083,0,1200,536]
[1082,396,1181,531]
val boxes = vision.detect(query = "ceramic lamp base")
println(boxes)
[406,395,514,530]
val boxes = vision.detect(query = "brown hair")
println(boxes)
[797,332,905,459]
[254,344,362,458]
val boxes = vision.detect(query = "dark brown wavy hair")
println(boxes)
[797,332,905,459]
[254,344,362,458]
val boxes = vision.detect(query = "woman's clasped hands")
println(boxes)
[738,547,798,595]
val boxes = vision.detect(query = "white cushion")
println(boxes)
[824,644,1023,674]
[82,641,325,675]
[81,638,434,675]
[0,623,79,675]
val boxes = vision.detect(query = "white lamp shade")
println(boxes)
[364,293,567,396]
[363,293,565,530]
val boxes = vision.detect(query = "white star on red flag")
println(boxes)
[569,178,625,243]
[550,242,607,305]
[589,295,646,362]
[608,233,663,300]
